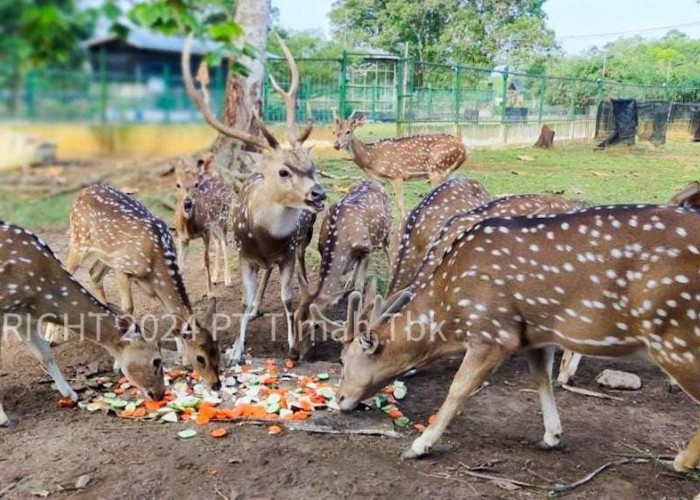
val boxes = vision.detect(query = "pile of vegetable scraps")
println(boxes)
[64,359,414,438]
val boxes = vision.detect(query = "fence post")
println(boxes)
[163,65,171,124]
[454,66,462,134]
[339,52,348,118]
[99,47,108,124]
[371,81,377,121]
[396,57,404,136]
[25,70,36,120]
[537,74,546,124]
[500,67,508,123]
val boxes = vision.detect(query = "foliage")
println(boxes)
[0,0,96,87]
[329,0,557,68]
[547,31,700,94]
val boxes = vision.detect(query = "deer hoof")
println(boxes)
[537,434,563,450]
[673,451,698,473]
[668,383,681,394]
[0,418,16,429]
[402,439,428,460]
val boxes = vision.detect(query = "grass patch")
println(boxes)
[0,191,73,231]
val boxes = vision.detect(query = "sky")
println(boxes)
[271,0,700,54]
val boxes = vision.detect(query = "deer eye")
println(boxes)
[152,358,162,370]
[279,169,291,178]
[194,182,200,189]
[196,355,207,367]
[176,183,181,189]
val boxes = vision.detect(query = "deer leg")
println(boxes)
[526,347,562,449]
[115,271,134,315]
[250,268,272,319]
[0,400,8,427]
[64,246,85,274]
[279,259,295,353]
[403,343,509,459]
[211,234,221,286]
[26,322,78,402]
[556,350,582,386]
[201,234,213,298]
[220,236,231,288]
[177,233,189,270]
[87,260,109,304]
[228,260,258,365]
[352,256,369,292]
[650,350,700,472]
[390,179,406,221]
[297,248,309,284]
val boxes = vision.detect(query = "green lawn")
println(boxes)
[1,139,699,234]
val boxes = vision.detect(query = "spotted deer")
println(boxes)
[182,33,326,365]
[389,178,490,294]
[0,222,166,425]
[63,184,221,389]
[333,113,467,219]
[174,152,235,298]
[557,181,700,385]
[315,203,700,473]
[290,180,392,361]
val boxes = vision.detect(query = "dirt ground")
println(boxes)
[1,227,700,500]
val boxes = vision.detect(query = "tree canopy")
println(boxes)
[329,0,557,68]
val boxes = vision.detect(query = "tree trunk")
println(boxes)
[533,125,555,148]
[210,0,271,172]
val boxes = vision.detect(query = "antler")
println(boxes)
[182,34,272,151]
[297,102,314,144]
[268,32,314,145]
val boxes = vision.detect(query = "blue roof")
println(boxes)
[84,27,219,55]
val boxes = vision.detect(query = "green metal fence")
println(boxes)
[2,54,700,144]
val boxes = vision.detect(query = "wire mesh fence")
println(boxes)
[2,55,700,145]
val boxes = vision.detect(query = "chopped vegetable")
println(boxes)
[317,372,330,381]
[211,428,228,438]
[393,386,407,400]
[178,429,198,440]
[267,425,283,435]
[428,414,438,425]
[57,398,76,408]
[394,416,410,428]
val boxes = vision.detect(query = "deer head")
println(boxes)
[672,181,700,209]
[105,305,166,401]
[174,299,221,390]
[182,32,326,213]
[309,288,413,410]
[333,111,366,150]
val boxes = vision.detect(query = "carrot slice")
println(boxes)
[268,425,282,435]
[413,423,426,432]
[120,410,135,418]
[145,400,166,411]
[428,414,438,425]
[211,428,228,438]
[387,409,403,419]
[57,398,76,408]
[133,408,146,418]
[114,388,125,396]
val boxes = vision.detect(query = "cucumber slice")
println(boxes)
[317,373,330,381]
[125,402,137,413]
[394,416,410,428]
[103,392,117,399]
[178,429,197,439]
[86,403,102,413]
[393,386,407,400]
[111,400,128,409]
[319,387,335,400]
[375,394,388,408]
[161,412,179,423]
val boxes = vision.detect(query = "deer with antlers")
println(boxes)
[0,222,166,425]
[556,181,700,386]
[182,33,326,364]
[315,202,700,473]
[62,184,221,389]
[390,192,581,294]
[333,113,468,218]
[174,152,235,298]
[290,180,392,361]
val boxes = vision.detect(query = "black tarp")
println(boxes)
[638,101,671,145]
[597,99,638,148]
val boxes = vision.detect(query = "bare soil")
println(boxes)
[1,227,699,500]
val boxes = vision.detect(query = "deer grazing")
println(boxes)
[315,203,700,473]
[63,183,221,390]
[333,113,468,219]
[174,152,235,298]
[182,33,326,364]
[556,181,700,385]
[0,222,165,425]
[290,180,392,361]
[389,178,490,293]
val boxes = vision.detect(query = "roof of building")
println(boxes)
[84,27,218,55]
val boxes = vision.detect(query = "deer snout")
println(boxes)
[211,380,222,391]
[288,348,300,362]
[182,196,194,217]
[333,140,342,150]
[146,388,165,401]
[305,185,327,212]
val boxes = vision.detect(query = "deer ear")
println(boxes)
[170,314,193,339]
[672,181,700,206]
[203,298,216,327]
[359,330,380,355]
[197,152,215,176]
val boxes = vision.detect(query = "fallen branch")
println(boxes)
[458,458,650,493]
[0,476,31,497]
[416,471,477,493]
[319,170,352,180]
[560,384,624,401]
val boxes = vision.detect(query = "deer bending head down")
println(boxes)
[174,152,235,298]
[65,184,221,390]
[333,112,468,218]
[0,222,165,425]
[182,33,326,365]
[291,180,392,361]
[318,204,700,473]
